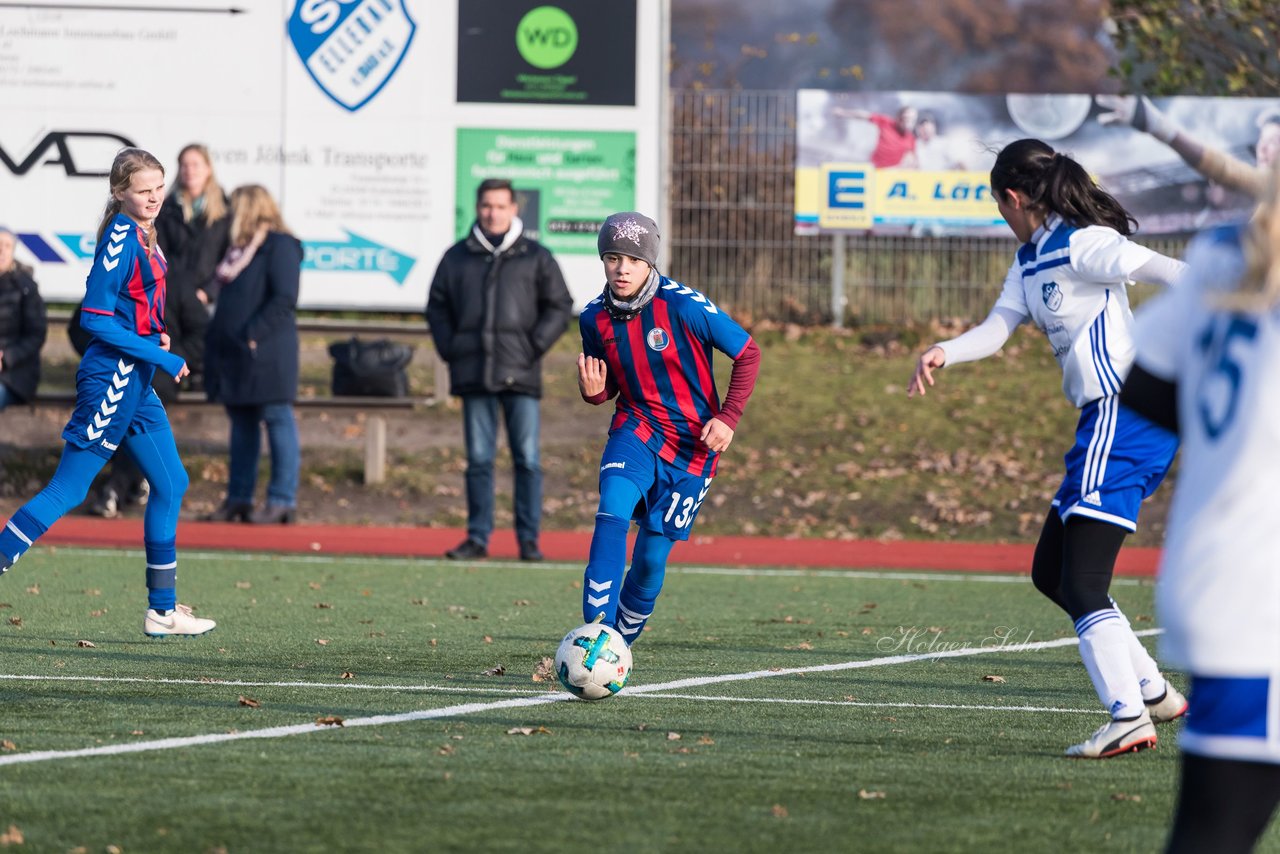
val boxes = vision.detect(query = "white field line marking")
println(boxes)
[27,547,1150,586]
[0,674,549,695]
[634,693,1102,715]
[0,674,1099,716]
[0,629,1160,768]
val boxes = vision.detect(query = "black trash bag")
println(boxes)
[328,337,415,397]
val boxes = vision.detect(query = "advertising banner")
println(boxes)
[455,128,635,254]
[456,0,637,106]
[795,89,1280,237]
[0,0,662,310]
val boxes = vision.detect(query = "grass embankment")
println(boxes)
[1,323,1173,547]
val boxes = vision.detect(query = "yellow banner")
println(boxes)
[796,163,1004,232]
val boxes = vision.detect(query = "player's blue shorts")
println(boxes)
[599,430,714,542]
[1052,395,1177,531]
[62,347,165,460]
[1180,674,1280,764]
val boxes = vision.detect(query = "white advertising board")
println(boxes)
[0,1,665,311]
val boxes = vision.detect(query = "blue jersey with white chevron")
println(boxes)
[580,277,751,477]
[82,212,168,340]
[994,214,1156,408]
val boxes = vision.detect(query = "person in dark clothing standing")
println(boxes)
[203,185,303,525]
[154,143,231,395]
[0,228,47,411]
[426,178,572,562]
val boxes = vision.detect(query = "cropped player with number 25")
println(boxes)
[576,212,761,644]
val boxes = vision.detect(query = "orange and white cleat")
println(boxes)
[1066,710,1157,758]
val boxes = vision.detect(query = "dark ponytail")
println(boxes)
[990,138,1137,235]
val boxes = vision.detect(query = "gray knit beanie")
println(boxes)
[598,212,660,269]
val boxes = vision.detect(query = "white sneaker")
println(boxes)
[1146,683,1189,724]
[1066,710,1157,758]
[144,603,216,637]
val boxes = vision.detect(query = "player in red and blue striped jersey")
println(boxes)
[0,148,214,637]
[577,212,761,643]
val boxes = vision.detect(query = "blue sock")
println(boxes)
[583,512,629,624]
[0,509,48,573]
[145,539,177,613]
[615,528,675,644]
[1,444,103,573]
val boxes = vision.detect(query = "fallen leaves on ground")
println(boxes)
[981,674,1006,683]
[75,640,95,648]
[238,696,261,708]
[315,716,344,727]
[1111,793,1142,802]
[481,664,505,676]
[531,657,555,682]
[771,805,789,819]
[0,740,15,751]
[506,726,551,736]
[340,671,355,679]
[0,825,23,846]
[666,732,682,741]
[858,789,887,800]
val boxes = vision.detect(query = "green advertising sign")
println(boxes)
[455,128,636,255]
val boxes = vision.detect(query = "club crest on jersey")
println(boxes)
[1042,281,1064,312]
[288,0,417,112]
[646,327,670,352]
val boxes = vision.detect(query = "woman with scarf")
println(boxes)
[202,185,303,525]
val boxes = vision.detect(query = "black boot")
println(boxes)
[202,501,254,522]
[250,504,297,525]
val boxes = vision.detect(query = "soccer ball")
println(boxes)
[555,623,633,701]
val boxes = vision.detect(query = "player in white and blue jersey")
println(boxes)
[0,148,215,637]
[908,139,1187,758]
[1123,177,1280,850]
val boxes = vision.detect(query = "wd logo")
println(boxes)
[516,6,578,69]
[827,170,867,210]
[0,131,137,178]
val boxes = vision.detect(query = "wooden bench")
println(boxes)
[32,314,450,485]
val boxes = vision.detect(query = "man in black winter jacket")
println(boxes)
[427,178,572,562]
[0,229,47,411]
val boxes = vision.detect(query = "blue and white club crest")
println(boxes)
[646,327,670,352]
[1041,281,1064,312]
[288,0,417,112]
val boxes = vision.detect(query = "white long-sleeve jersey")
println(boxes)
[1135,224,1280,675]
[939,214,1184,408]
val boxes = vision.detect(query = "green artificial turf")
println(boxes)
[0,548,1271,853]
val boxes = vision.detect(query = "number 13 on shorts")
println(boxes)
[660,476,713,535]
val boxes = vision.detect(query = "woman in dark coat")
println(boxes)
[154,143,230,394]
[203,185,303,524]
[0,228,47,410]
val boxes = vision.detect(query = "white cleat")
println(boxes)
[144,603,216,637]
[1146,683,1189,724]
[1066,710,1157,758]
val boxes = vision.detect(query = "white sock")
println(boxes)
[1075,608,1144,720]
[1108,597,1166,702]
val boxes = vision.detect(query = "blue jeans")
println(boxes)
[225,403,299,508]
[461,393,541,545]
[0,382,14,411]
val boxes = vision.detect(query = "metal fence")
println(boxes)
[669,89,1187,326]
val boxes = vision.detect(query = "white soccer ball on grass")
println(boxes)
[555,623,632,701]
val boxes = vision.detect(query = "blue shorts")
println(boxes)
[1181,675,1280,764]
[62,349,166,460]
[599,431,714,542]
[1052,396,1177,531]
